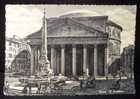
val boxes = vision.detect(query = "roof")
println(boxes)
[26,11,122,39]
[26,17,107,39]
[6,36,26,44]
[26,29,42,39]
[60,10,122,31]
[60,10,101,18]
[107,20,123,31]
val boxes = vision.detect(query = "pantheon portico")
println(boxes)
[26,11,122,78]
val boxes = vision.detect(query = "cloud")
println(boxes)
[104,8,136,29]
[6,5,43,38]
[121,30,135,51]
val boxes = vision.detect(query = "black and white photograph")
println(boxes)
[4,5,136,96]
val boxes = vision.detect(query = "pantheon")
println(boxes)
[26,11,122,78]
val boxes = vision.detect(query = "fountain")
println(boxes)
[37,8,53,77]
[19,9,54,95]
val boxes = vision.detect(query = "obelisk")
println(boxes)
[42,8,48,62]
[39,8,52,76]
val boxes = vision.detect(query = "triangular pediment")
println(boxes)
[26,18,107,39]
[48,18,107,37]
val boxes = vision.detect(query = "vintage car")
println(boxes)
[54,80,80,90]
[79,76,96,89]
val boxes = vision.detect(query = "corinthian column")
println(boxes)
[72,45,76,76]
[61,45,65,75]
[83,45,87,75]
[94,45,98,78]
[51,45,55,72]
[34,46,38,73]
[104,45,109,78]
[30,47,35,75]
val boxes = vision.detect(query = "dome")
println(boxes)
[59,10,101,18]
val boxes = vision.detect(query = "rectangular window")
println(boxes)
[9,47,12,51]
[9,42,12,46]
[9,53,12,58]
[18,44,20,48]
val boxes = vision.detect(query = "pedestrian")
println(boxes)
[4,81,9,94]
[22,85,28,94]
[36,83,41,94]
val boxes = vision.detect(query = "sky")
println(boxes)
[5,5,136,52]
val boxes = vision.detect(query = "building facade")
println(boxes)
[5,35,30,73]
[120,45,134,78]
[25,12,123,78]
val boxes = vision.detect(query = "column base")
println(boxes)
[92,75,109,80]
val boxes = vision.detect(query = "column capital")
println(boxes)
[50,45,55,48]
[61,45,65,48]
[83,44,87,48]
[31,45,38,50]
[103,44,108,48]
[72,44,77,48]
[94,44,98,48]
[36,46,40,50]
